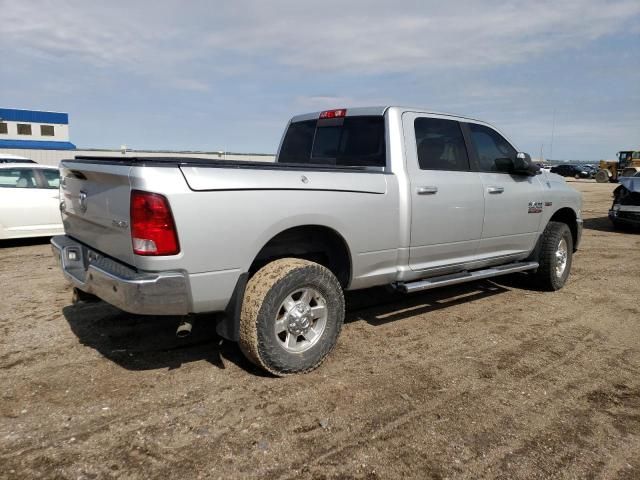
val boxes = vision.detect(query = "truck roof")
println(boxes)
[289,106,486,124]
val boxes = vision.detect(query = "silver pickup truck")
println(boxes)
[52,106,582,375]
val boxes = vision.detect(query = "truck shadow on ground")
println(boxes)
[583,217,614,232]
[0,237,53,248]
[63,279,512,374]
[583,216,639,234]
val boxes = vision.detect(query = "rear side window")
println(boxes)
[41,169,60,189]
[278,120,316,164]
[278,116,386,168]
[414,118,469,171]
[467,123,517,173]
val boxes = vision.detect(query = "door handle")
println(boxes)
[487,186,504,194]
[417,186,438,195]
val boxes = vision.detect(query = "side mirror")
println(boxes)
[513,152,540,176]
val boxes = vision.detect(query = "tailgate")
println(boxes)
[60,161,135,266]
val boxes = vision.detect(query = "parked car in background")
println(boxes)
[0,153,36,164]
[0,163,63,239]
[550,164,593,179]
[609,173,640,229]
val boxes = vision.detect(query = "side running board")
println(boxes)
[395,261,539,294]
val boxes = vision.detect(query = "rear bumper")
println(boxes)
[51,235,190,315]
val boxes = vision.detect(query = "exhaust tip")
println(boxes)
[176,320,193,338]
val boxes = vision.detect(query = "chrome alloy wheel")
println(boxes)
[555,237,568,279]
[274,288,327,353]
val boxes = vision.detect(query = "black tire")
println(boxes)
[239,258,345,376]
[530,221,573,291]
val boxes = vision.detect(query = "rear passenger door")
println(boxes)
[37,168,63,226]
[402,113,485,272]
[463,122,544,258]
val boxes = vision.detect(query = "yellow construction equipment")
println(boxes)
[596,150,640,183]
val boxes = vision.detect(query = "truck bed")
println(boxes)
[69,155,386,173]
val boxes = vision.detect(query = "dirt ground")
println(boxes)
[1,180,639,480]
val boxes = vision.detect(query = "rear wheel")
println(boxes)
[239,258,345,376]
[530,221,573,291]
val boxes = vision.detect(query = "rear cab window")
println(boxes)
[278,115,386,168]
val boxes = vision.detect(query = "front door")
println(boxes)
[402,113,485,272]
[463,122,544,258]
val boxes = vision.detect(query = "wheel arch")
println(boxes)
[249,224,353,289]
[548,207,579,252]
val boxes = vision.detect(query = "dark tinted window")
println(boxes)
[17,124,32,135]
[278,120,316,163]
[40,125,55,136]
[467,123,517,173]
[414,118,469,171]
[278,116,386,167]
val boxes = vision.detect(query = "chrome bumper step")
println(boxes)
[395,261,539,294]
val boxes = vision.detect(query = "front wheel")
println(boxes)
[530,221,573,291]
[239,258,345,376]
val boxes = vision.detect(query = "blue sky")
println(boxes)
[1,0,638,160]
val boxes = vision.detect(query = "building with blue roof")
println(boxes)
[0,108,76,151]
[0,107,274,166]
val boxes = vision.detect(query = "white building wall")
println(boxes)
[0,121,70,142]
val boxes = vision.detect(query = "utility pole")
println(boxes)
[549,109,556,161]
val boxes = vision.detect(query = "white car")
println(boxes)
[0,162,64,239]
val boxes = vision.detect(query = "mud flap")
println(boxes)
[215,273,248,342]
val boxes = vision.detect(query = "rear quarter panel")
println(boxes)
[133,166,402,308]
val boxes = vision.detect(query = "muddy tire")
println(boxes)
[530,221,573,291]
[239,258,345,376]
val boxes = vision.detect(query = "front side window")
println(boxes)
[414,118,469,171]
[41,169,60,188]
[17,124,32,135]
[467,123,517,173]
[278,116,386,167]
[0,169,38,188]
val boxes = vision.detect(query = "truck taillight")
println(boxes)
[130,190,180,256]
[319,109,347,119]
